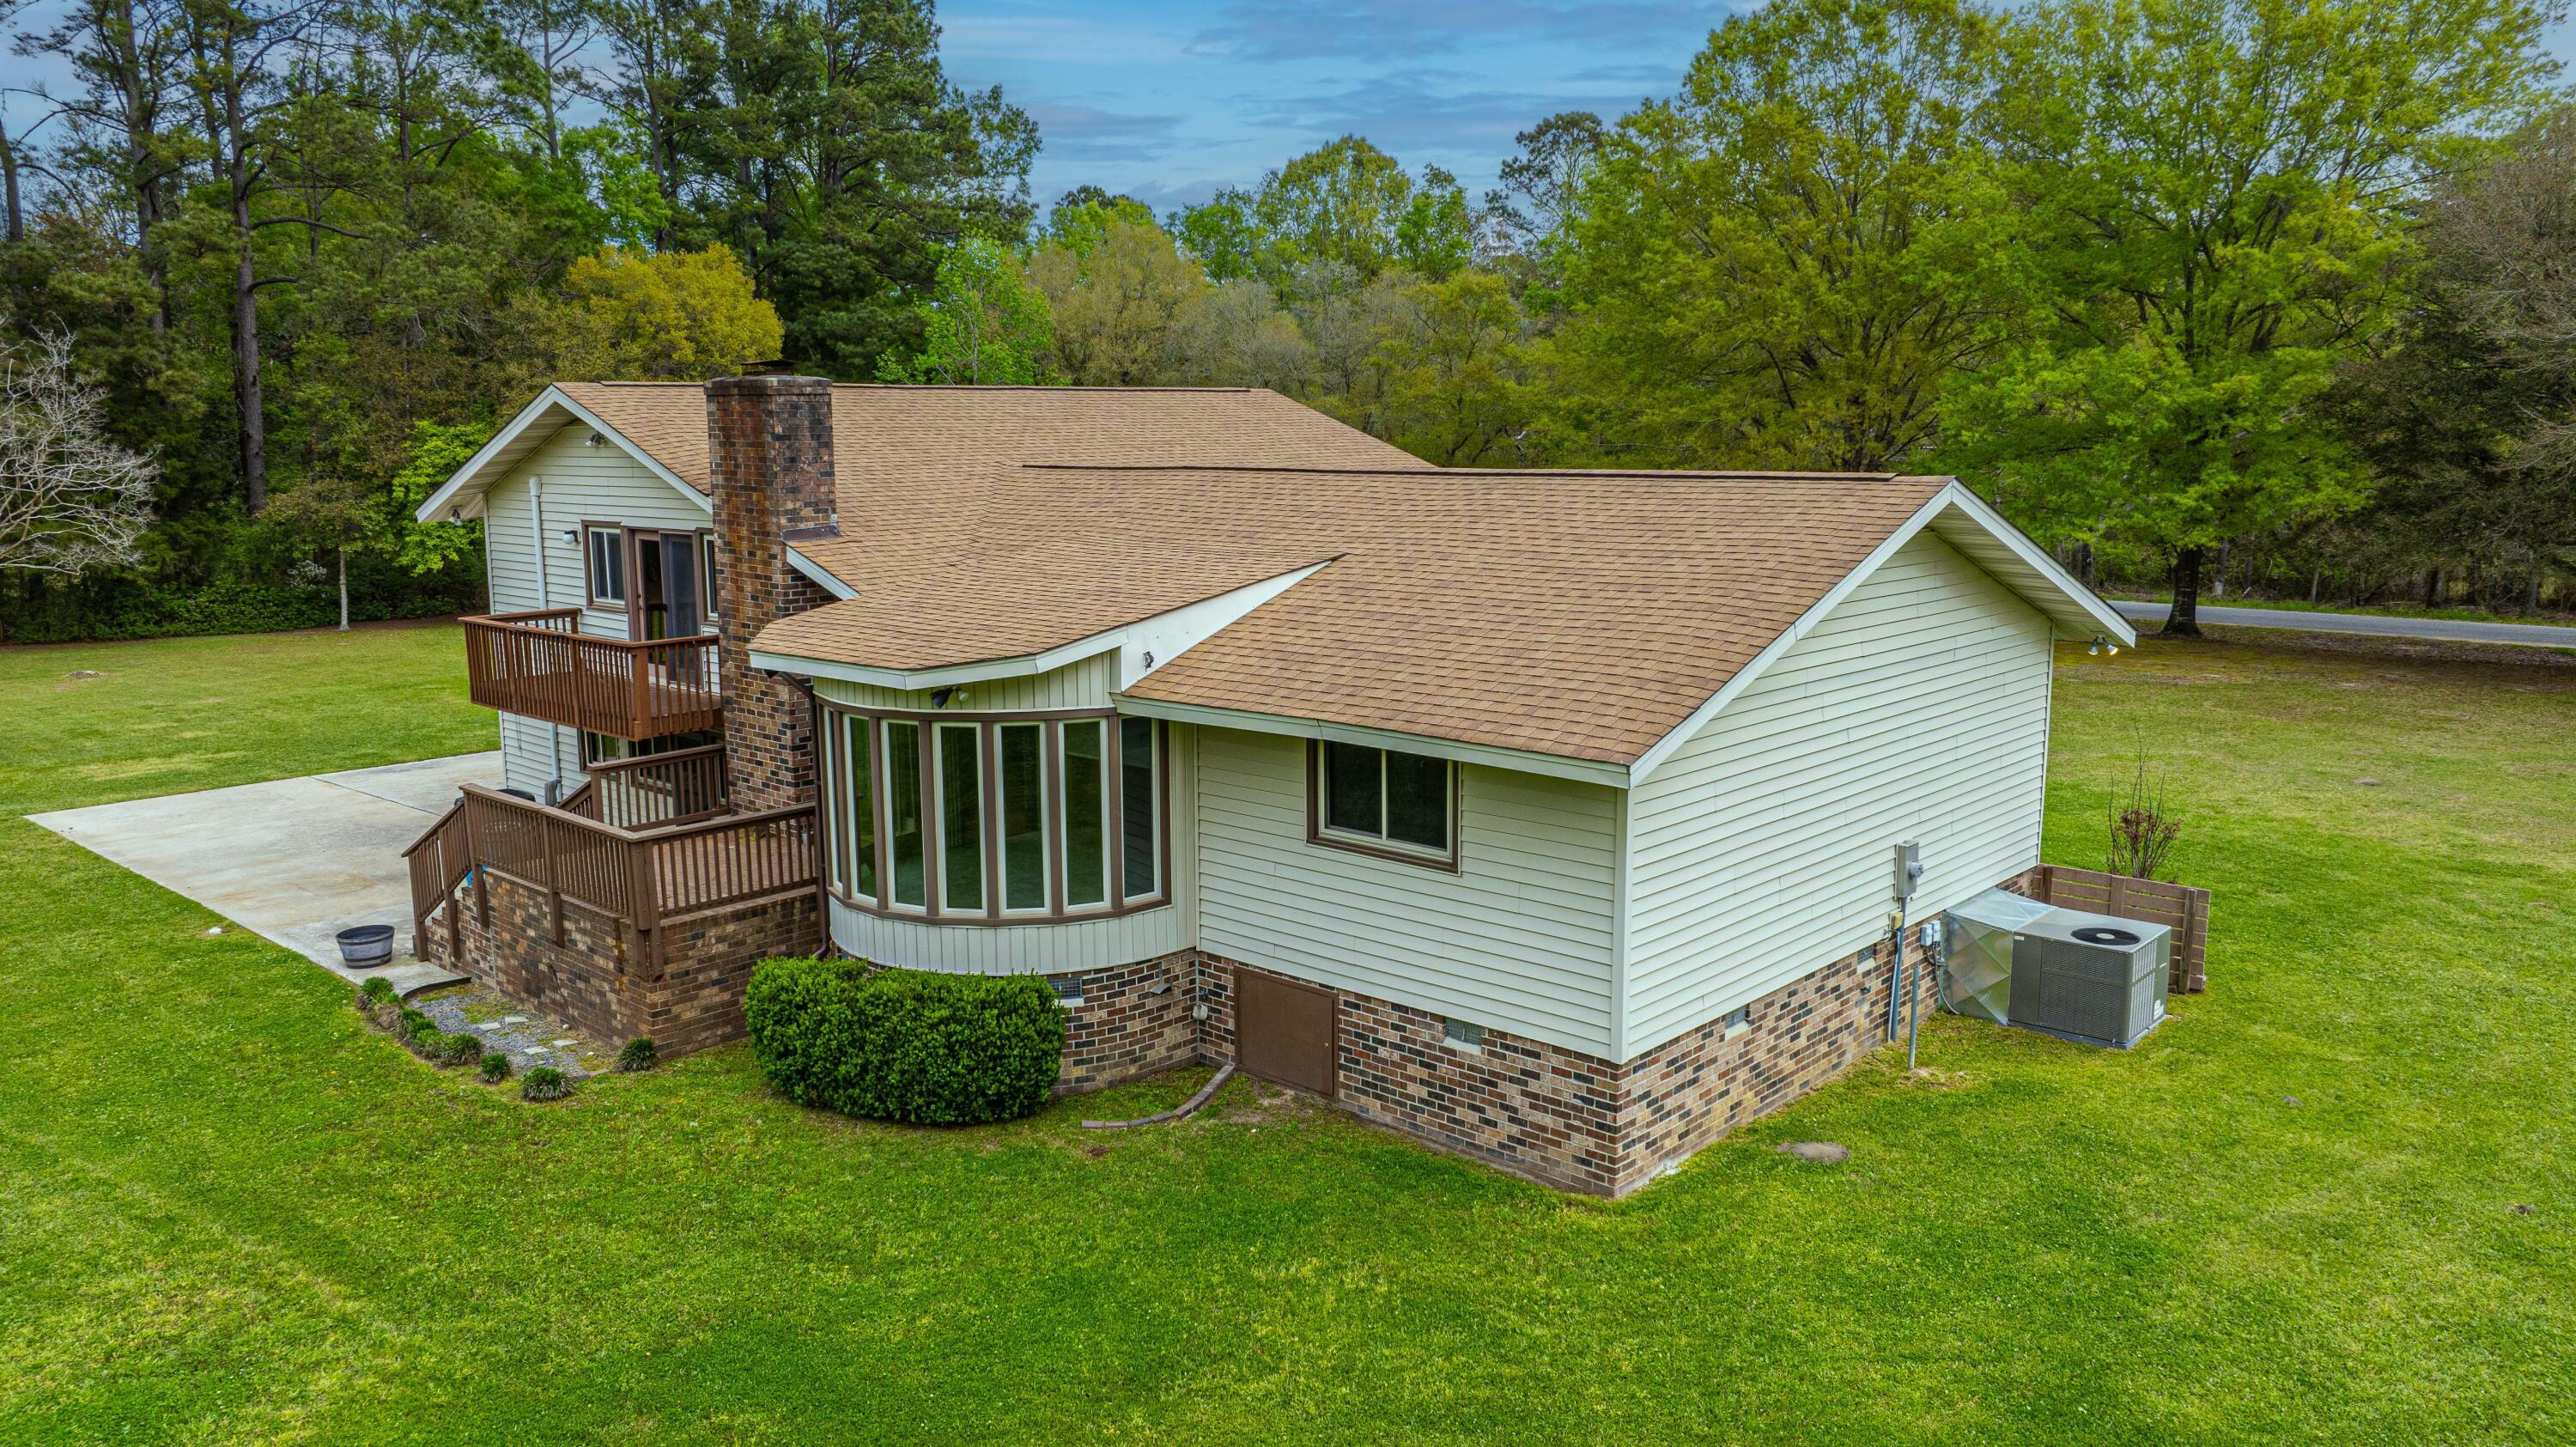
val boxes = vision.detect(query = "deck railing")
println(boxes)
[406,775,816,972]
[574,744,731,830]
[461,608,723,739]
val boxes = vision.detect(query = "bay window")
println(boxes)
[825,707,1166,921]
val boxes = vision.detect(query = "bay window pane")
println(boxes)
[1386,751,1449,851]
[847,716,878,900]
[999,723,1046,911]
[1063,720,1107,908]
[884,721,926,908]
[1325,741,1382,836]
[1121,718,1157,899]
[938,724,983,912]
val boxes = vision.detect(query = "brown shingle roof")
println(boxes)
[555,380,1422,522]
[751,462,1947,766]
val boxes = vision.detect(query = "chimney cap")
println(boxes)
[740,358,794,376]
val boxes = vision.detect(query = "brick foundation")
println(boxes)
[420,872,818,1056]
[1194,936,1934,1196]
[429,872,1941,1196]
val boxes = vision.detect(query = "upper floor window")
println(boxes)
[700,532,719,622]
[586,526,625,605]
[826,707,1168,923]
[1311,740,1458,870]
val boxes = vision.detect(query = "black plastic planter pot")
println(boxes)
[337,925,396,968]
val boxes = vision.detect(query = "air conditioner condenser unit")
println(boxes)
[1943,890,2172,1049]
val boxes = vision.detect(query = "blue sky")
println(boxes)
[5,1,2573,222]
[939,1,1746,214]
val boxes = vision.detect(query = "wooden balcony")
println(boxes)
[461,609,722,740]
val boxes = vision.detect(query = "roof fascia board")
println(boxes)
[1625,488,1955,787]
[750,635,1121,692]
[750,562,1331,694]
[414,387,568,523]
[412,385,712,525]
[1625,482,2136,787]
[1113,696,1631,789]
[784,545,858,600]
[1931,483,2136,644]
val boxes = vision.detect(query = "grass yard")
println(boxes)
[2,625,2572,1444]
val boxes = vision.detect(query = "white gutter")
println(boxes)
[1109,696,1632,789]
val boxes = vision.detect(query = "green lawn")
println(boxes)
[2113,591,2576,628]
[2,626,2571,1444]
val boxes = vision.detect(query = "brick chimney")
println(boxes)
[706,367,838,812]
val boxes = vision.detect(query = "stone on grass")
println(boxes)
[1779,1141,1850,1164]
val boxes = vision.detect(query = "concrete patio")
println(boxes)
[29,751,502,996]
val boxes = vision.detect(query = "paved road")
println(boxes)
[2112,599,2576,649]
[30,751,501,994]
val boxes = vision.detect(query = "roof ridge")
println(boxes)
[1018,462,1910,480]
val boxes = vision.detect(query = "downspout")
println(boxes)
[528,476,568,794]
[794,672,832,958]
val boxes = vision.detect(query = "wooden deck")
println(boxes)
[404,757,816,971]
[461,608,722,740]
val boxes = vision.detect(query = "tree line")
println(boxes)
[2,0,2571,640]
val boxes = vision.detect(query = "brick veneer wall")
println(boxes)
[1194,934,1935,1196]
[706,373,836,812]
[420,872,819,1056]
[1049,951,1202,1092]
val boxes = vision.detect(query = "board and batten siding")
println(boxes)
[1194,727,1621,1056]
[1620,530,2055,1057]
[477,421,714,799]
[815,650,1194,974]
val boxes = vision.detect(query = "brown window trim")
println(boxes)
[819,702,1173,927]
[1305,739,1463,873]
[699,529,719,624]
[580,521,627,610]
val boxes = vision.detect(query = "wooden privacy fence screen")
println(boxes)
[2027,864,2210,994]
[461,609,723,740]
[578,744,730,830]
[409,783,817,972]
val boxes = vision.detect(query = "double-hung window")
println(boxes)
[585,526,625,605]
[1313,740,1459,869]
[828,709,1164,921]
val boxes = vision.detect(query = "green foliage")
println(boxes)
[0,565,484,644]
[616,1037,659,1073]
[519,1065,574,1103]
[878,240,1055,385]
[1043,187,1158,258]
[1552,0,2019,471]
[744,958,1066,1126]
[1029,219,1210,385]
[1173,137,1482,288]
[520,246,787,380]
[440,1032,487,1067]
[1940,0,2557,593]
[478,1051,513,1084]
[389,422,495,576]
[398,1008,434,1040]
[358,976,397,1004]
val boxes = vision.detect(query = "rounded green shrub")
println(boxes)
[440,1031,485,1067]
[357,976,396,1005]
[520,1066,574,1103]
[616,1037,659,1073]
[744,958,1065,1126]
[479,1051,512,1084]
[398,1006,434,1037]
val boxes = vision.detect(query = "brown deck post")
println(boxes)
[538,815,565,945]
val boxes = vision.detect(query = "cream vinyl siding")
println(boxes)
[478,423,712,634]
[812,648,1119,714]
[477,422,713,799]
[1195,727,1620,1055]
[1621,530,2054,1056]
[815,653,1191,974]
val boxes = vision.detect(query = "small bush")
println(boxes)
[744,958,1065,1126]
[440,1031,485,1067]
[479,1052,512,1084]
[398,1006,434,1037]
[520,1066,574,1103]
[357,976,396,1005]
[616,1037,659,1073]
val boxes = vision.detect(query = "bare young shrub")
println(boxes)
[0,329,155,576]
[2107,750,2184,880]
